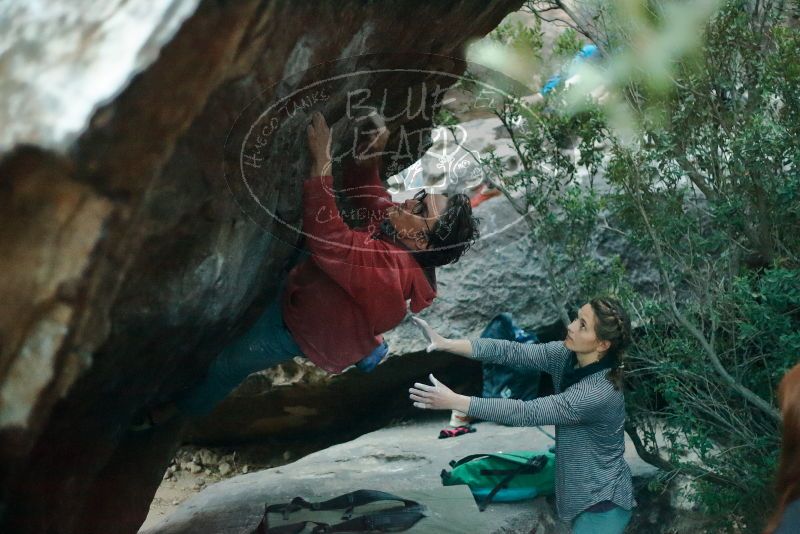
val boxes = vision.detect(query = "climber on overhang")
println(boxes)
[132,111,480,429]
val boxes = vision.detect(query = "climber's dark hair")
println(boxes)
[412,193,480,268]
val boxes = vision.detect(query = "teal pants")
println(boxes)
[572,505,632,534]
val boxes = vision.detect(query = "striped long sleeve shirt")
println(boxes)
[467,338,635,522]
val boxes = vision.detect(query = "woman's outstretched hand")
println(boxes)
[409,374,469,413]
[411,316,448,352]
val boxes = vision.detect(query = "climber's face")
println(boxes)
[387,189,448,250]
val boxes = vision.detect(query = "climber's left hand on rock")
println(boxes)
[308,111,332,176]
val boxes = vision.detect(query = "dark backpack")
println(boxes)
[251,489,427,533]
[480,313,540,402]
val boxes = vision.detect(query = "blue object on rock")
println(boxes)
[355,340,389,372]
[541,43,600,95]
[480,313,540,401]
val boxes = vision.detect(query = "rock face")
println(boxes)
[0,2,523,533]
[185,351,482,446]
[143,419,704,534]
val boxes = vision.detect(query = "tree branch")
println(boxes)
[524,1,610,55]
[622,162,780,422]
[444,125,526,215]
[675,154,716,200]
[625,423,747,491]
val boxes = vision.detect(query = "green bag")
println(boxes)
[440,451,555,511]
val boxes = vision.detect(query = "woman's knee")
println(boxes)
[572,506,632,534]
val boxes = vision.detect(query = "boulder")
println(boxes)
[0,1,524,533]
[143,419,706,533]
[185,351,481,445]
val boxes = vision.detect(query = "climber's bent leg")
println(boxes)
[176,295,300,417]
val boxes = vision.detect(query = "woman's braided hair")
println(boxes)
[589,296,632,390]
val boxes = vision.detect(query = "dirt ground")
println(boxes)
[140,444,293,531]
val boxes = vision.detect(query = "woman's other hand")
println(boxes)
[411,316,448,352]
[409,374,469,412]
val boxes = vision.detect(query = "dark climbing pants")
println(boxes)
[176,294,300,417]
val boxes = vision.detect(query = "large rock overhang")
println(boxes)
[0,1,524,533]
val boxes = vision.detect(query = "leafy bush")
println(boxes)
[448,1,800,530]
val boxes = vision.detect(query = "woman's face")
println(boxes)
[564,303,609,356]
